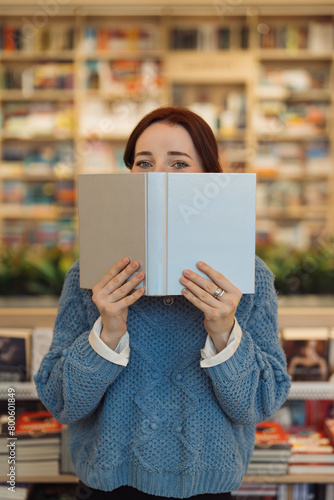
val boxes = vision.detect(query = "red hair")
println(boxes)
[123,107,222,173]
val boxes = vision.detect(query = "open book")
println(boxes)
[78,172,256,295]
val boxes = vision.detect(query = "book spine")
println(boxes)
[146,173,167,295]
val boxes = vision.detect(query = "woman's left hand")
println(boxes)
[180,261,242,353]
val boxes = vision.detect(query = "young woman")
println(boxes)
[35,107,291,500]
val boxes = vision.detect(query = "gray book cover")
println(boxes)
[78,172,256,295]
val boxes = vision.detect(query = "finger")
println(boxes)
[103,271,145,303]
[181,287,215,316]
[180,275,218,308]
[93,256,130,292]
[182,269,220,303]
[105,286,145,315]
[196,261,242,299]
[94,260,140,299]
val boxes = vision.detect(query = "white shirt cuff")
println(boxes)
[88,317,130,367]
[200,318,242,368]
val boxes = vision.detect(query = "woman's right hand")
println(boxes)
[92,256,145,350]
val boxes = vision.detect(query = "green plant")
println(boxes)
[0,245,77,296]
[1,243,333,296]
[257,243,334,295]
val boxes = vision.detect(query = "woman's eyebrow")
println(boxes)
[168,151,192,159]
[135,151,153,158]
[135,151,193,159]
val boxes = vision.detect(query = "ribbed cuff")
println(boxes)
[203,330,254,383]
[200,318,242,368]
[67,331,126,382]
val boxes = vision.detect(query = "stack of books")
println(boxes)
[287,425,334,475]
[0,24,74,52]
[259,22,334,52]
[231,483,281,499]
[0,411,64,478]
[0,484,29,500]
[247,421,291,475]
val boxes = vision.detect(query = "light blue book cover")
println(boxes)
[78,172,256,294]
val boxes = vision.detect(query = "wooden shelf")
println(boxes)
[255,90,332,102]
[0,50,75,60]
[256,49,334,61]
[0,172,75,181]
[1,206,75,219]
[76,49,166,60]
[0,90,75,101]
[256,134,329,142]
[0,133,75,141]
[0,307,58,328]
[0,474,78,484]
[244,474,334,484]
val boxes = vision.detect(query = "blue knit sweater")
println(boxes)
[35,256,290,497]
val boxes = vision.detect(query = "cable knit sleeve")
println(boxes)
[203,257,291,425]
[34,261,125,424]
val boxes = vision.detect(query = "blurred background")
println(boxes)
[0,0,334,296]
[1,3,334,499]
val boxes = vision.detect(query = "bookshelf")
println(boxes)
[0,10,333,250]
[0,4,334,498]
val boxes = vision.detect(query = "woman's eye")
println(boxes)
[172,161,189,169]
[135,161,152,169]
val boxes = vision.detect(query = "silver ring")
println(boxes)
[213,287,225,300]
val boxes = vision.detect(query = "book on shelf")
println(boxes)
[324,419,334,446]
[0,142,74,178]
[170,28,199,50]
[258,23,334,51]
[286,424,334,475]
[232,483,280,499]
[308,22,334,52]
[82,25,158,52]
[0,411,63,478]
[15,411,64,435]
[1,63,74,92]
[2,218,76,248]
[258,66,330,93]
[0,411,63,445]
[247,421,290,475]
[288,463,334,474]
[259,25,306,50]
[305,400,334,428]
[254,420,290,449]
[3,101,74,138]
[246,462,288,475]
[306,140,332,177]
[254,101,328,137]
[289,484,334,500]
[0,24,74,52]
[89,59,162,95]
[287,426,334,455]
[282,327,333,382]
[79,96,162,138]
[0,484,29,500]
[0,457,59,476]
[31,328,53,379]
[0,328,32,382]
[288,453,334,464]
[249,420,291,473]
[170,25,248,51]
[78,172,256,294]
